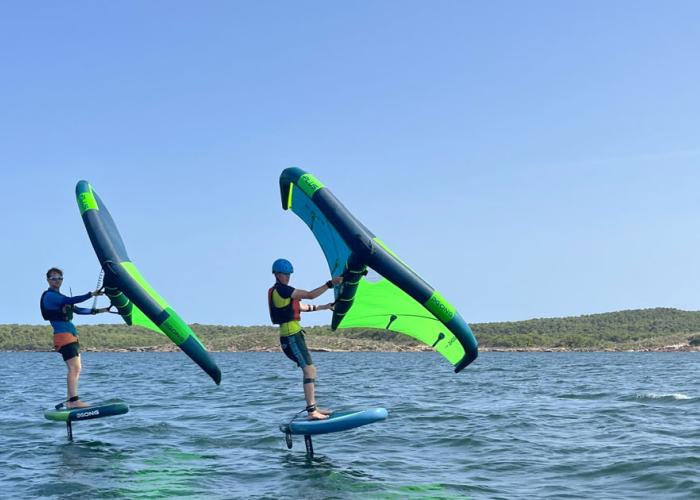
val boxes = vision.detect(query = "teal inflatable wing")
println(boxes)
[76,181,222,385]
[279,168,478,372]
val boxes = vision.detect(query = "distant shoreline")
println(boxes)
[3,345,698,353]
[2,307,700,353]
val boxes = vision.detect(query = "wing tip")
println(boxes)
[454,349,479,373]
[279,167,309,210]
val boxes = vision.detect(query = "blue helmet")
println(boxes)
[272,258,294,274]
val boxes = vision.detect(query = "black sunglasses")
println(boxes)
[48,276,64,281]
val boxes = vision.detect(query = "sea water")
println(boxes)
[1,351,698,499]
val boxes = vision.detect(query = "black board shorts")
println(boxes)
[280,330,313,368]
[58,341,80,362]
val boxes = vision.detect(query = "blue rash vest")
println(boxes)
[40,289,93,335]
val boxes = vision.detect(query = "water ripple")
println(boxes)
[0,351,699,498]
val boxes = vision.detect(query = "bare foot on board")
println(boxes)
[308,410,329,420]
[66,400,90,409]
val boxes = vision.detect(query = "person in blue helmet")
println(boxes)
[268,258,342,420]
[40,267,110,408]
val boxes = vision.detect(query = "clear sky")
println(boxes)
[1,1,698,327]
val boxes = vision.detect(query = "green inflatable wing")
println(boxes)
[76,181,222,384]
[279,168,478,372]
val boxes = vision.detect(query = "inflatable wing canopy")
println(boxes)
[279,168,478,372]
[76,181,222,384]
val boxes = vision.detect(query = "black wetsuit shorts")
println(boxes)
[280,330,313,368]
[58,341,80,362]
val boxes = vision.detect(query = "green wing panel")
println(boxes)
[120,261,169,309]
[340,279,466,365]
[118,261,170,335]
[118,262,201,347]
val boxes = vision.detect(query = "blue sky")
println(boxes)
[1,1,699,326]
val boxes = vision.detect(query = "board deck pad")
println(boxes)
[280,407,388,436]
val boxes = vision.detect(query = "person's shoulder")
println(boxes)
[275,283,295,298]
[41,289,62,305]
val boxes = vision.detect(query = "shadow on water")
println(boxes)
[57,439,128,460]
[276,438,484,499]
[23,439,131,497]
[277,451,405,499]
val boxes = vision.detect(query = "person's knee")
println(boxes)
[303,365,316,377]
[67,362,81,375]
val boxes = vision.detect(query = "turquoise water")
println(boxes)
[1,352,698,499]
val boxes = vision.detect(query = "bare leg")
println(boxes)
[302,364,316,405]
[65,356,89,408]
[302,364,327,420]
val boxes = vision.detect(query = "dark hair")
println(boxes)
[46,267,63,279]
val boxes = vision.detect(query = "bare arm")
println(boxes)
[291,276,343,300]
[299,302,334,312]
